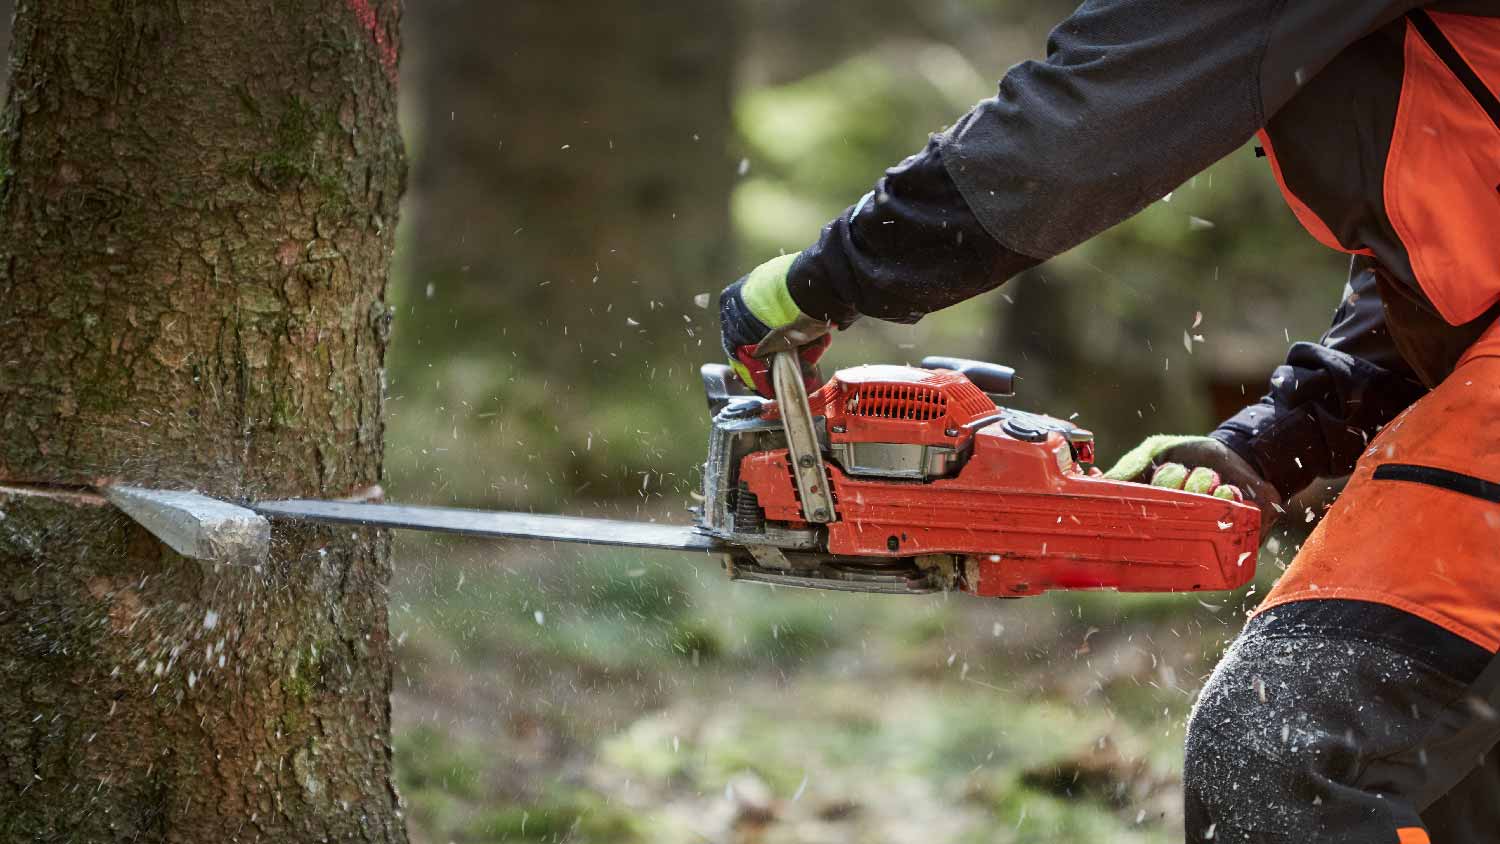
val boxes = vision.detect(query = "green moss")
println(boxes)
[257,96,322,188]
[233,95,351,216]
[666,619,722,661]
[283,670,313,703]
[464,791,641,843]
[279,710,305,736]
[394,725,485,800]
[282,643,326,703]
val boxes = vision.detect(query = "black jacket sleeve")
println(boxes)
[785,0,1418,324]
[1210,260,1428,499]
[786,137,1038,327]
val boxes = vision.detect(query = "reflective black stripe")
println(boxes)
[1409,9,1500,133]
[1372,462,1500,503]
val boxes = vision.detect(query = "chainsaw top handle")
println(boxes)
[769,350,838,525]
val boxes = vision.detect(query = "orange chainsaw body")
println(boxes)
[728,363,1260,597]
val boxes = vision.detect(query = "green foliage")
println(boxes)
[396,725,487,801]
[736,54,985,258]
[397,724,642,844]
[464,793,642,844]
[988,785,1172,844]
[740,601,840,663]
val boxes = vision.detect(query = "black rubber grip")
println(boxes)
[920,356,1016,395]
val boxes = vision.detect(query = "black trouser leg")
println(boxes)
[1421,750,1500,843]
[1184,599,1500,843]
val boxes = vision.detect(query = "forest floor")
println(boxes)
[388,531,1284,844]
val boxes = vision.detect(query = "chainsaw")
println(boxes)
[255,352,1260,597]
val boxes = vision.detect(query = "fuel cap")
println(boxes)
[1001,413,1048,442]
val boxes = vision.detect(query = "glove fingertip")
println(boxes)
[1151,462,1189,490]
[728,358,754,391]
[1183,466,1222,495]
[1212,484,1244,502]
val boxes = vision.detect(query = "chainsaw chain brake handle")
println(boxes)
[770,350,838,524]
[733,334,831,399]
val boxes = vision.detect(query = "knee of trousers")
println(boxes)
[1182,605,1488,842]
[1182,643,1345,836]
[1182,628,1436,836]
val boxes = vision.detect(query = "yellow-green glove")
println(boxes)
[718,252,832,396]
[1105,434,1283,540]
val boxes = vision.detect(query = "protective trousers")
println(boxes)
[1184,343,1500,843]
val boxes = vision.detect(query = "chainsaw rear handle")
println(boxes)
[920,356,1016,396]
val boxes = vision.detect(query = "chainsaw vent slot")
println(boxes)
[946,380,998,422]
[846,383,947,421]
[843,377,995,425]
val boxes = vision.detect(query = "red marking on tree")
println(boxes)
[344,0,397,81]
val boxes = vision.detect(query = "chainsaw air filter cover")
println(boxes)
[808,365,997,480]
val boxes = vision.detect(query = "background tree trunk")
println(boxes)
[0,1,407,840]
[390,0,735,506]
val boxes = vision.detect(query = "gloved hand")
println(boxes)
[718,252,833,397]
[1104,435,1283,541]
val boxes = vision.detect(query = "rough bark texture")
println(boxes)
[0,1,407,841]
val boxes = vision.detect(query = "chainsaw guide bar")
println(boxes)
[253,499,723,552]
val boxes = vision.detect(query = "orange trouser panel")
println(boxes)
[1398,828,1432,844]
[1256,346,1500,652]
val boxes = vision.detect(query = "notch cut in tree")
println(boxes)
[0,1,407,840]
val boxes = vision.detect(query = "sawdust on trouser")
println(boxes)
[1185,601,1500,841]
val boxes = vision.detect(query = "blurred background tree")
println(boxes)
[393,0,735,507]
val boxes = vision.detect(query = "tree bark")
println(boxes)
[0,2,406,841]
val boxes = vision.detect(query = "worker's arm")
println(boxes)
[780,0,1418,326]
[1210,262,1427,501]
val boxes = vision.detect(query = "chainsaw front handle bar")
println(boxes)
[771,350,838,524]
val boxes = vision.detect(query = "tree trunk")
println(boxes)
[0,2,406,840]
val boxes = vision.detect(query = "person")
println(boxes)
[718,3,1500,841]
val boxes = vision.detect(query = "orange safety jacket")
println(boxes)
[1259,8,1500,379]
